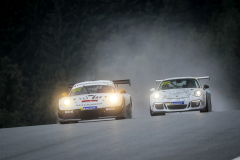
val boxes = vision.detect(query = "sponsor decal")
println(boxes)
[65,111,73,113]
[72,87,82,92]
[77,103,102,107]
[81,106,97,110]
[82,100,98,102]
[161,81,171,86]
[169,101,184,105]
[106,108,115,111]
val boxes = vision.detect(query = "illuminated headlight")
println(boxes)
[108,95,118,103]
[63,99,71,106]
[153,93,160,99]
[194,91,202,97]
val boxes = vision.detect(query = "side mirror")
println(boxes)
[203,85,209,89]
[150,88,155,92]
[120,89,126,94]
[62,93,67,97]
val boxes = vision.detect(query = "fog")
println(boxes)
[74,26,235,118]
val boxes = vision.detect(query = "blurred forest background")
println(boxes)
[1,0,240,128]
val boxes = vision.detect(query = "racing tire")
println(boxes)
[200,98,211,113]
[150,106,165,116]
[150,106,156,116]
[208,100,212,112]
[116,99,126,120]
[126,97,132,119]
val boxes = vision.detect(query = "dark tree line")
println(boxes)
[0,0,240,128]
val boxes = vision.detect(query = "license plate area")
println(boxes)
[106,108,115,111]
[169,101,184,105]
[81,106,97,110]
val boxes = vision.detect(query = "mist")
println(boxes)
[74,24,235,118]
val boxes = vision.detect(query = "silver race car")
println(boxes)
[58,79,132,124]
[150,76,212,116]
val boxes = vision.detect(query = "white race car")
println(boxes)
[58,79,132,123]
[150,76,212,116]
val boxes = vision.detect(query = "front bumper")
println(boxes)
[151,100,205,113]
[58,106,123,121]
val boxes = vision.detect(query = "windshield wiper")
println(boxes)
[82,85,90,94]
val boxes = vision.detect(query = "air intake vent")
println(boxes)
[155,103,164,109]
[168,105,187,110]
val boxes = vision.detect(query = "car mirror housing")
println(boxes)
[62,93,67,97]
[203,85,209,89]
[150,88,155,92]
[120,89,126,94]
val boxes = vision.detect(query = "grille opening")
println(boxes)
[191,101,200,108]
[168,105,187,110]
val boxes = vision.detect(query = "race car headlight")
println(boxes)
[63,99,71,106]
[153,93,160,100]
[194,91,202,97]
[108,95,118,103]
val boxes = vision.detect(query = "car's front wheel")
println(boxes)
[150,106,155,116]
[126,97,132,119]
[116,99,126,120]
[200,98,212,113]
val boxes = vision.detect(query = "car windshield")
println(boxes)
[70,85,116,96]
[159,79,200,90]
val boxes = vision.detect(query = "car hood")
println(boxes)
[59,93,122,110]
[161,88,197,99]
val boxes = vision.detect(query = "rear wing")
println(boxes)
[68,84,75,88]
[112,79,131,88]
[68,84,75,91]
[196,76,210,80]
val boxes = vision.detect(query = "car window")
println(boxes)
[159,79,200,90]
[70,85,116,96]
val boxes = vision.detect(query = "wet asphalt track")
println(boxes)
[1,110,240,160]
